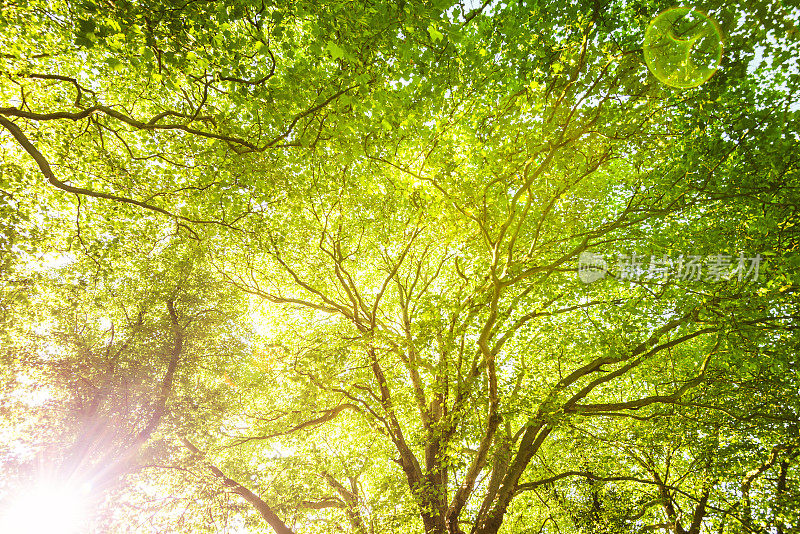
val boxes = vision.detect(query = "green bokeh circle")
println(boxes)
[644,7,723,89]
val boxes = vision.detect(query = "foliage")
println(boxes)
[1,0,799,533]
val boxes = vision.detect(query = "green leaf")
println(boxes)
[325,41,345,60]
[427,23,443,43]
[105,57,124,72]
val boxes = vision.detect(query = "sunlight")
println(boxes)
[0,480,91,534]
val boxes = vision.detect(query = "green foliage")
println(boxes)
[1,0,799,533]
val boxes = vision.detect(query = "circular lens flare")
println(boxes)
[643,7,723,89]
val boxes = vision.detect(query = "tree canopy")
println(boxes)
[1,0,799,533]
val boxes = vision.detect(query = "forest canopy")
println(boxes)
[1,0,799,533]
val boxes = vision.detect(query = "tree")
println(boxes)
[1,0,798,533]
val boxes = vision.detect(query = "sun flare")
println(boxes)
[0,481,90,534]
